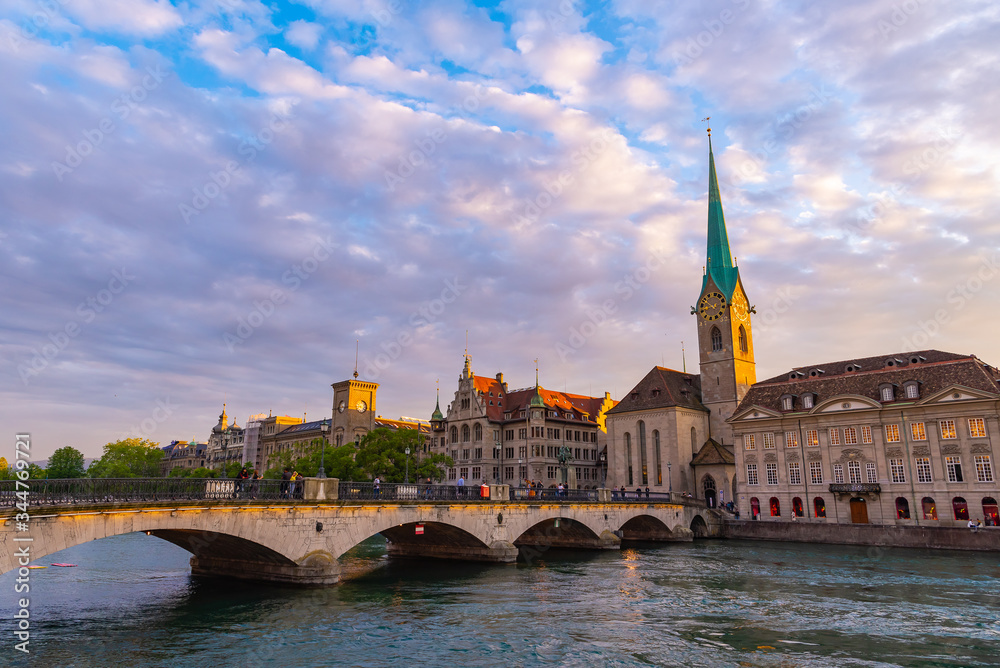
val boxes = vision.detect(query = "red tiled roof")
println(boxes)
[470,375,613,423]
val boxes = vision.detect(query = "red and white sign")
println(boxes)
[415,524,425,535]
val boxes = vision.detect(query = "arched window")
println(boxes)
[450,426,458,444]
[814,497,827,518]
[896,497,910,519]
[653,430,662,485]
[952,497,970,520]
[703,475,716,507]
[474,423,482,441]
[792,497,803,517]
[769,497,781,517]
[738,325,748,353]
[624,433,633,485]
[690,427,697,451]
[983,497,999,526]
[638,421,648,485]
[750,497,760,519]
[710,326,723,352]
[461,425,470,442]
[922,497,937,520]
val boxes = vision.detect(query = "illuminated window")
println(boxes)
[884,424,900,443]
[814,497,827,518]
[833,464,844,484]
[763,433,775,449]
[861,426,873,444]
[890,458,906,483]
[809,461,823,484]
[788,461,801,485]
[829,428,841,446]
[848,460,862,484]
[953,497,970,521]
[746,464,759,485]
[910,422,926,441]
[744,434,756,450]
[806,430,819,447]
[785,431,799,448]
[915,457,932,483]
[969,418,987,438]
[896,497,910,519]
[975,456,994,483]
[844,427,858,445]
[866,462,877,483]
[922,496,937,520]
[945,456,964,483]
[766,463,778,485]
[939,420,957,439]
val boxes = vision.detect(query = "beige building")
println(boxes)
[730,351,1000,526]
[160,440,207,475]
[606,133,746,505]
[430,358,614,488]
[205,406,245,470]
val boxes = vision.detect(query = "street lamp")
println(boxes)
[667,461,672,496]
[496,436,503,484]
[404,447,411,483]
[599,451,607,486]
[318,419,330,478]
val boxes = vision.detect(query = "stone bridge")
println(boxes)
[1,484,722,584]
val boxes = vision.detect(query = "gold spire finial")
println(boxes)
[702,116,711,137]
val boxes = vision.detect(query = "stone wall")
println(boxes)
[723,519,1000,551]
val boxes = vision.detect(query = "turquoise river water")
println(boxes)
[2,533,999,667]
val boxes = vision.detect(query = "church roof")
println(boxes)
[691,438,735,466]
[605,366,707,415]
[469,374,611,423]
[702,135,740,299]
[737,350,1000,414]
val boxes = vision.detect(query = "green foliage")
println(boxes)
[188,466,216,478]
[87,438,163,478]
[355,428,451,483]
[47,446,87,479]
[221,461,253,478]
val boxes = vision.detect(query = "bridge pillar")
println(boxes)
[385,540,518,563]
[189,550,341,585]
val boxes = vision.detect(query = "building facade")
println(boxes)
[160,440,207,475]
[607,132,744,505]
[430,358,614,488]
[205,406,246,470]
[729,351,1000,526]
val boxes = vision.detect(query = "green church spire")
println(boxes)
[431,389,443,421]
[703,130,739,299]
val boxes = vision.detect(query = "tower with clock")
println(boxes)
[694,129,757,444]
[330,372,378,446]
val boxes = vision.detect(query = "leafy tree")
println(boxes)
[0,459,46,480]
[188,466,216,478]
[222,461,252,478]
[47,446,87,478]
[87,438,163,478]
[355,428,452,483]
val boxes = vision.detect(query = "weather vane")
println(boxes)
[702,116,711,136]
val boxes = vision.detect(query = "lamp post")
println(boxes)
[667,461,672,497]
[318,419,329,478]
[496,436,503,484]
[599,451,607,486]
[404,446,411,483]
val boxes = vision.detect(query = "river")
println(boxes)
[2,533,998,667]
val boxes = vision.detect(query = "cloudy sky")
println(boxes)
[2,0,998,460]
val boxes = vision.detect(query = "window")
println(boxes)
[866,462,877,484]
[625,433,633,486]
[474,447,482,459]
[553,429,560,439]
[471,466,481,480]
[945,456,964,483]
[896,497,911,519]
[763,433,775,449]
[505,430,514,441]
[738,325,748,353]
[766,463,778,485]
[788,461,801,485]
[711,326,723,352]
[504,465,514,480]
[833,464,844,484]
[462,449,470,460]
[809,461,823,484]
[750,497,761,518]
[880,386,894,402]
[844,427,858,445]
[922,496,937,520]
[829,428,841,446]
[638,421,648,485]
[518,446,527,458]
[905,383,919,399]
[460,467,468,479]
[547,466,556,479]
[654,431,663,486]
[448,468,456,480]
[884,424,900,443]
[744,434,756,450]
[915,457,932,483]
[814,497,827,518]
[939,420,957,439]
[848,460,862,484]
[474,424,483,441]
[802,394,813,409]
[969,418,987,438]
[806,430,819,447]
[975,455,995,482]
[890,458,906,483]
[462,425,471,442]
[781,396,793,411]
[983,497,999,525]
[746,464,759,485]
[910,422,926,441]
[518,428,527,439]
[785,431,799,448]
[450,426,458,444]
[792,497,804,517]
[952,497,970,521]
[769,497,781,517]
[861,426,873,444]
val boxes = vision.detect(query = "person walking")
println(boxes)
[373,476,381,499]
[289,470,300,498]
[280,467,291,499]
[250,469,261,499]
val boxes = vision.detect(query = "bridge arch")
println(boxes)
[619,514,675,542]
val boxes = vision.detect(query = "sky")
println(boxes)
[2,0,999,460]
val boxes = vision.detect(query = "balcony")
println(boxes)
[828,483,881,494]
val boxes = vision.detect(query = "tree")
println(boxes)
[47,446,87,478]
[87,438,163,478]
[355,428,452,483]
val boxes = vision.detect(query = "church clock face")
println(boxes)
[337,400,346,413]
[732,293,749,321]
[699,292,726,320]
[356,400,368,414]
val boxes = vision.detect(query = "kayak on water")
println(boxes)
[51,563,77,567]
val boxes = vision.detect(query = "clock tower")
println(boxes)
[330,373,378,446]
[694,129,756,444]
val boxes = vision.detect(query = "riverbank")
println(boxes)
[723,518,1000,551]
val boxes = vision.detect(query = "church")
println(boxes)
[605,130,749,506]
[607,131,1000,528]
